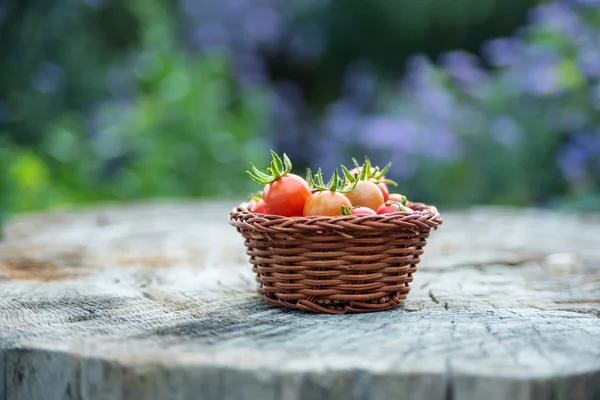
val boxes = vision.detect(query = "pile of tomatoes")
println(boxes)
[246,151,413,217]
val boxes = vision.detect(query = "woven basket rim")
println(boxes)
[229,200,443,234]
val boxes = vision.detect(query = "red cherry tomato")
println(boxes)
[376,201,414,214]
[376,202,403,215]
[250,199,268,214]
[303,191,351,216]
[344,180,385,211]
[263,173,311,217]
[377,182,389,202]
[351,206,377,215]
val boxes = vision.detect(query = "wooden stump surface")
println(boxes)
[1,201,599,400]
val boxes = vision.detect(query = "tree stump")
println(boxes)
[1,201,599,400]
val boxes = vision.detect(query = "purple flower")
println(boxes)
[529,3,583,40]
[557,131,600,182]
[234,53,268,86]
[571,131,600,152]
[323,100,361,139]
[357,115,462,162]
[401,56,456,120]
[557,143,590,183]
[482,38,522,67]
[359,116,419,154]
[415,86,454,120]
[523,56,563,97]
[440,51,487,87]
[421,125,462,161]
[182,0,283,52]
[402,55,434,89]
[576,38,600,78]
[191,22,230,49]
[243,5,281,46]
[312,137,345,175]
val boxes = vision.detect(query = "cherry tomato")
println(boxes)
[348,163,389,203]
[376,202,404,215]
[344,180,384,211]
[351,206,376,215]
[303,191,351,216]
[377,182,389,202]
[388,193,406,204]
[250,199,268,214]
[263,173,311,217]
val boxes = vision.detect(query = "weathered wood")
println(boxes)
[1,201,599,400]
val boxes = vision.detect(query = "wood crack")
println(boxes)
[428,290,440,304]
[427,257,545,271]
[555,308,600,318]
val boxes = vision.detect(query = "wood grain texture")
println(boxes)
[1,201,599,400]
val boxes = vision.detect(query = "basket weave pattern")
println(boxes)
[229,202,442,314]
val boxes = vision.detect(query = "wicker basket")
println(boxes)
[229,201,443,314]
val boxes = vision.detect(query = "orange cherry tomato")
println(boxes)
[377,182,389,202]
[388,193,406,203]
[344,180,384,211]
[303,191,351,216]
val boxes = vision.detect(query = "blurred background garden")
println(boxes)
[1,0,600,225]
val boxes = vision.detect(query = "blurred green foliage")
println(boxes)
[0,0,270,223]
[2,0,598,226]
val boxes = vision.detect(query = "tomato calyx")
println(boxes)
[249,190,263,203]
[372,163,398,187]
[349,157,398,187]
[306,168,358,193]
[342,158,371,183]
[247,150,293,184]
[384,200,406,210]
[340,205,356,216]
[388,193,408,205]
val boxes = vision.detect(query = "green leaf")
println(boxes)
[375,162,392,179]
[341,165,356,183]
[282,153,292,174]
[246,150,292,185]
[328,169,340,191]
[270,150,284,175]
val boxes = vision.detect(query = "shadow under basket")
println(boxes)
[229,201,443,314]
